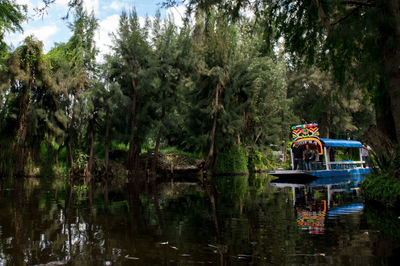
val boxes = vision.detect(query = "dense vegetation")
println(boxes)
[0,0,397,196]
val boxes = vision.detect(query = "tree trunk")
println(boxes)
[375,91,396,141]
[127,73,138,174]
[152,90,166,174]
[382,0,400,148]
[56,144,63,166]
[67,91,79,172]
[320,111,330,138]
[205,84,220,170]
[14,85,31,177]
[104,108,110,173]
[31,136,41,165]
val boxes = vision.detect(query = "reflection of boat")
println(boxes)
[296,200,327,234]
[270,176,364,234]
[327,203,364,219]
[268,123,371,179]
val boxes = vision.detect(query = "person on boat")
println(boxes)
[362,143,372,168]
[304,145,315,171]
[292,142,304,170]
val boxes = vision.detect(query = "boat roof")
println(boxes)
[320,138,363,148]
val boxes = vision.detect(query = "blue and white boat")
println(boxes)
[268,123,371,180]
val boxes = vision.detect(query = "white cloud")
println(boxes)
[83,0,99,15]
[95,14,120,61]
[166,5,187,29]
[16,0,31,5]
[108,1,129,11]
[23,25,58,42]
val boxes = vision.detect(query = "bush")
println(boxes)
[248,149,275,172]
[361,175,400,208]
[215,145,248,174]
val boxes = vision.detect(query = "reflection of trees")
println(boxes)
[0,175,398,264]
[212,174,302,264]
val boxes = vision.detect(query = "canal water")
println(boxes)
[0,174,399,265]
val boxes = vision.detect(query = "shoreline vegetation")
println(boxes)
[1,142,282,181]
[1,2,400,210]
[361,127,400,209]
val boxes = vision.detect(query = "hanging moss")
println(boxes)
[214,145,248,174]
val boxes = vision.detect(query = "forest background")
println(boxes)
[0,0,398,189]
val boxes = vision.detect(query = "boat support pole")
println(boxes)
[324,147,330,170]
[290,148,294,170]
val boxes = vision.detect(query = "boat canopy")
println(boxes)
[320,138,363,148]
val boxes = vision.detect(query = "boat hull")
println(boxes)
[268,168,371,181]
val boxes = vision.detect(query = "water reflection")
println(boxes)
[0,174,399,265]
[271,175,364,235]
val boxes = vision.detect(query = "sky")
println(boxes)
[6,0,185,60]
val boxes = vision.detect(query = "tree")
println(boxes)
[0,0,26,57]
[150,14,181,173]
[111,10,154,174]
[173,0,400,148]
[185,10,240,169]
[287,68,374,139]
[63,6,98,173]
[6,37,55,176]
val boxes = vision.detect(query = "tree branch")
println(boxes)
[341,1,376,8]
[331,6,361,27]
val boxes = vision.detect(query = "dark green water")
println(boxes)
[0,174,399,265]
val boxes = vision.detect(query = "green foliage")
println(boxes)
[247,149,275,172]
[111,141,129,151]
[0,0,26,57]
[361,175,400,208]
[215,145,248,174]
[335,149,360,162]
[288,68,375,139]
[74,150,88,170]
[1,2,388,178]
[161,146,201,159]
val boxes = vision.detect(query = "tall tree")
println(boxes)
[6,37,54,176]
[111,10,153,175]
[175,0,400,147]
[187,10,239,169]
[150,15,181,173]
[288,68,374,139]
[63,6,98,173]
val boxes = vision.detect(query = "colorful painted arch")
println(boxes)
[294,137,324,155]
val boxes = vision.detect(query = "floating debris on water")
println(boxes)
[125,255,140,260]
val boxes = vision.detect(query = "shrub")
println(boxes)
[362,174,400,208]
[215,145,248,174]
